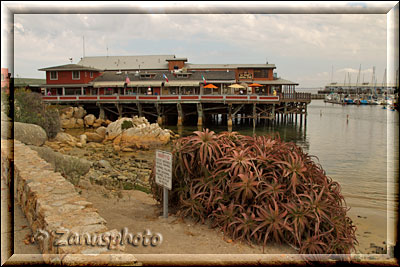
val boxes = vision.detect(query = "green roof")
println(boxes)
[38,64,102,72]
[14,78,46,86]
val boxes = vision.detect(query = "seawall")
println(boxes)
[1,139,141,265]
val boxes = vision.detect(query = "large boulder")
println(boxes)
[105,117,134,140]
[80,134,87,145]
[14,122,47,146]
[117,122,171,150]
[85,132,104,143]
[132,116,150,127]
[76,118,84,128]
[73,106,86,119]
[95,126,107,138]
[54,132,77,144]
[60,107,74,119]
[29,145,91,176]
[61,117,77,129]
[84,114,96,127]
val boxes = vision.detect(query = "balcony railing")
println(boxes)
[281,92,312,100]
[42,94,281,103]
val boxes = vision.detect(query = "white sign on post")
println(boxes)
[155,150,172,190]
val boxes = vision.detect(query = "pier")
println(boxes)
[42,92,311,127]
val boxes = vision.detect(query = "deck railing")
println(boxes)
[281,92,312,100]
[42,94,282,103]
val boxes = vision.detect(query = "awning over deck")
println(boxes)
[164,81,200,87]
[93,81,125,88]
[127,81,162,87]
[256,79,299,86]
[205,80,236,84]
[41,84,92,88]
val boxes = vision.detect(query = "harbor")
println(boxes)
[323,92,398,110]
[3,5,399,265]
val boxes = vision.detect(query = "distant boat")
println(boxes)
[368,98,379,105]
[344,98,354,104]
[377,98,387,105]
[360,99,368,105]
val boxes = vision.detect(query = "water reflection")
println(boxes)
[168,119,309,151]
[166,100,399,213]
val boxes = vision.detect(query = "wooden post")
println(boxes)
[62,87,65,96]
[271,104,275,125]
[284,103,287,124]
[253,103,256,129]
[177,103,183,126]
[116,103,122,118]
[98,104,105,120]
[137,103,143,117]
[197,103,203,126]
[304,103,308,125]
[81,86,84,95]
[227,104,233,127]
[156,104,163,125]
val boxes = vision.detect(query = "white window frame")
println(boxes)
[72,71,80,80]
[50,71,58,80]
[90,71,93,78]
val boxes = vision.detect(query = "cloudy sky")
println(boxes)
[2,2,398,88]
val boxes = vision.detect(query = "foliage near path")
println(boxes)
[150,129,358,254]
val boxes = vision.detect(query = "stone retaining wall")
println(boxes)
[1,140,141,265]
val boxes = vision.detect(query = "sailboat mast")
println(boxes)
[356,64,361,94]
[372,66,376,96]
[382,68,387,94]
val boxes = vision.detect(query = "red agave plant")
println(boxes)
[149,129,357,254]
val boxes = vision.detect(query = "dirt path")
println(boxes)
[80,184,297,255]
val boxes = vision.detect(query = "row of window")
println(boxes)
[49,71,94,80]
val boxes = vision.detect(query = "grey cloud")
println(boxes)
[12,13,388,87]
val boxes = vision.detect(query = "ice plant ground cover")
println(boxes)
[150,129,357,254]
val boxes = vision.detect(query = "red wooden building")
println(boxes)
[39,55,310,126]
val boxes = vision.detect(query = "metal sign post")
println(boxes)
[163,187,168,219]
[155,150,172,218]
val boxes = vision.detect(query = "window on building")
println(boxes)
[90,71,93,78]
[139,73,155,79]
[50,71,58,80]
[254,69,269,78]
[72,71,80,80]
[174,65,179,70]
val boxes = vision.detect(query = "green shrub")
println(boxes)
[1,91,10,116]
[14,89,61,138]
[121,120,133,130]
[150,129,358,254]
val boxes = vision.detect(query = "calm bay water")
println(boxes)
[168,100,399,215]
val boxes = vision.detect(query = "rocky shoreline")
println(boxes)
[14,106,178,195]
